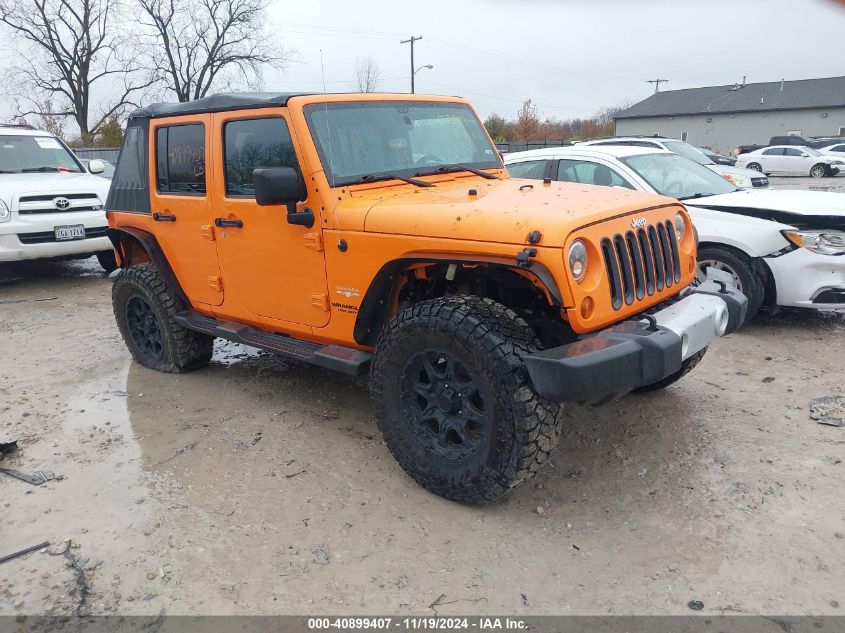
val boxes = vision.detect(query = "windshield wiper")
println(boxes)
[677,193,713,200]
[22,166,77,173]
[424,165,499,180]
[359,173,434,188]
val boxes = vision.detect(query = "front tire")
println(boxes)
[112,263,213,372]
[696,244,764,323]
[810,163,826,178]
[370,296,563,504]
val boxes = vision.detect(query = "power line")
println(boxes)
[414,78,601,113]
[269,19,645,84]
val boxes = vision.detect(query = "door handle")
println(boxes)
[214,218,243,228]
[153,212,176,222]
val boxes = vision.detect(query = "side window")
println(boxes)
[557,159,635,189]
[784,148,803,156]
[507,160,547,179]
[762,148,783,156]
[156,124,206,195]
[832,145,845,153]
[224,117,302,197]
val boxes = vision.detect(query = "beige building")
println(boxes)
[615,76,845,154]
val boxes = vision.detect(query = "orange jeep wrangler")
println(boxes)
[105,92,746,504]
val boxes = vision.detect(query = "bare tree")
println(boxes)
[0,0,152,144]
[137,0,294,102]
[353,56,381,93]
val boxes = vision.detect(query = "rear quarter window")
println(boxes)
[156,124,206,195]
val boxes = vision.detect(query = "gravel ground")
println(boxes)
[1,180,843,617]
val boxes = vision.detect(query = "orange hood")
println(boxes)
[342,177,679,248]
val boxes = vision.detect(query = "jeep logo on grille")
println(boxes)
[631,217,647,228]
[53,197,71,210]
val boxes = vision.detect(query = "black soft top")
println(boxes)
[130,92,317,119]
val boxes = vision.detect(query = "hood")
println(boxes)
[686,188,845,230]
[0,172,111,203]
[348,177,677,248]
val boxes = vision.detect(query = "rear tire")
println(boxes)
[810,163,826,178]
[746,162,762,172]
[696,244,764,323]
[633,347,707,393]
[96,250,118,273]
[112,263,213,372]
[370,296,563,504]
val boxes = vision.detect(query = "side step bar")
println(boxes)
[174,312,371,376]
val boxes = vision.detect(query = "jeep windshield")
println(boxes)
[620,153,738,200]
[0,135,84,173]
[304,101,501,186]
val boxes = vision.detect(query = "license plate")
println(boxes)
[54,224,85,241]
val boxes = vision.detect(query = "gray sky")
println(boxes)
[2,0,844,128]
[262,0,845,120]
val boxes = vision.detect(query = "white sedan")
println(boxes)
[505,145,845,323]
[736,145,842,178]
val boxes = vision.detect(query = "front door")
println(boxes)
[150,117,223,306]
[210,111,329,327]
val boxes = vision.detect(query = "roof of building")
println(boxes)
[616,76,845,119]
[131,92,316,118]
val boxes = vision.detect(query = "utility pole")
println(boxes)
[400,35,423,93]
[647,78,668,93]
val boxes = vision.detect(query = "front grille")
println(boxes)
[600,220,682,310]
[17,193,103,215]
[18,226,108,245]
[751,177,768,187]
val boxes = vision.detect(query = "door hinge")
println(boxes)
[304,232,323,251]
[200,224,216,241]
[310,292,330,311]
[208,276,223,291]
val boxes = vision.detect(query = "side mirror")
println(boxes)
[801,153,809,157]
[88,159,105,174]
[253,167,314,228]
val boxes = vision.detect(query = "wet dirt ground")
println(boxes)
[1,204,844,616]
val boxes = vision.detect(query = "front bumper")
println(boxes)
[524,271,747,404]
[764,247,845,309]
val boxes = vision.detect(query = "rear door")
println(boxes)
[149,117,223,306]
[760,147,785,173]
[209,110,330,327]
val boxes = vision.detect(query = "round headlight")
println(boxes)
[674,212,686,242]
[0,199,9,221]
[568,239,588,283]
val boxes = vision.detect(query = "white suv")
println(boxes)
[0,125,115,271]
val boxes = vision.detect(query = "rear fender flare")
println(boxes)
[106,227,188,304]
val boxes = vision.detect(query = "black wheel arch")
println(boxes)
[353,255,565,347]
[106,227,188,304]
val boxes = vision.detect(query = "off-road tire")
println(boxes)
[810,163,827,179]
[633,347,708,393]
[697,244,764,323]
[97,250,118,273]
[112,263,213,372]
[370,295,564,505]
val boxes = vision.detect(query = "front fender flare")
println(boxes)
[352,255,564,347]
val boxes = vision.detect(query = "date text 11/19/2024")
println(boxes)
[307,617,528,630]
